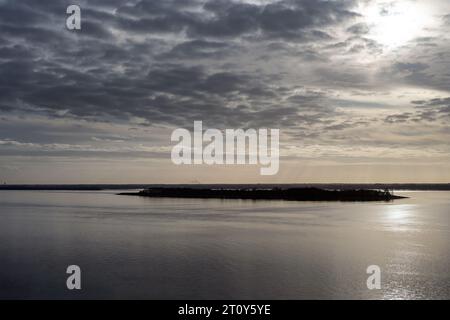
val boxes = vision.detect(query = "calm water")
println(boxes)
[0,190,449,299]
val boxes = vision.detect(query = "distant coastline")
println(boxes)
[118,187,407,202]
[0,183,449,191]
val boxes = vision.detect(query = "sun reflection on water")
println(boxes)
[381,204,417,232]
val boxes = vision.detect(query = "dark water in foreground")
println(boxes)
[0,190,449,299]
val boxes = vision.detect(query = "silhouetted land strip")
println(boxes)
[119,187,407,202]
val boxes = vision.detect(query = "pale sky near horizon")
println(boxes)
[1,0,450,183]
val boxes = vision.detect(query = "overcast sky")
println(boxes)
[1,0,450,183]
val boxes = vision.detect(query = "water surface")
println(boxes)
[0,190,448,299]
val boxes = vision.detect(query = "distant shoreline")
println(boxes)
[118,187,407,202]
[0,183,449,191]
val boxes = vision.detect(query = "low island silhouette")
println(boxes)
[119,187,407,202]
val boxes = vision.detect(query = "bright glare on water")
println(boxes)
[0,190,449,299]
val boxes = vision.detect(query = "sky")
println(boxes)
[1,0,450,184]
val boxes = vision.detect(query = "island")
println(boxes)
[118,187,407,202]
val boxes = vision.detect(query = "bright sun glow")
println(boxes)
[363,1,433,48]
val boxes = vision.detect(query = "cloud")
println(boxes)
[159,40,234,59]
[346,22,370,35]
[392,62,430,73]
[0,0,362,130]
[384,98,450,124]
[444,13,450,25]
[108,0,360,41]
[1,0,450,183]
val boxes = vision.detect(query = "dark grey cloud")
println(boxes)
[1,0,450,168]
[444,13,450,25]
[346,22,370,35]
[384,98,450,124]
[326,35,383,55]
[0,0,364,136]
[253,0,358,40]
[393,62,430,73]
[411,37,439,48]
[412,98,450,120]
[109,0,359,40]
[412,97,450,107]
[384,112,414,124]
[159,40,234,60]
[373,61,443,91]
[0,56,329,130]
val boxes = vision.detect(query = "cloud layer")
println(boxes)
[1,0,450,182]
